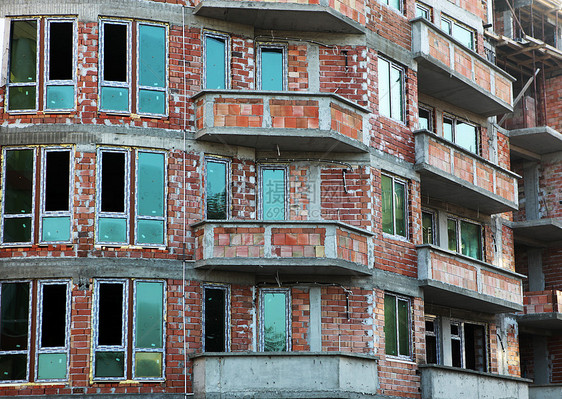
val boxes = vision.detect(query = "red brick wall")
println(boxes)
[545,74,562,132]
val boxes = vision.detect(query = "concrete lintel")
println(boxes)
[371,267,423,298]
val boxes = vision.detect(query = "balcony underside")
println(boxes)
[421,279,523,313]
[195,257,371,276]
[518,312,562,331]
[195,127,369,153]
[510,219,562,246]
[416,57,512,117]
[193,1,365,33]
[508,126,562,161]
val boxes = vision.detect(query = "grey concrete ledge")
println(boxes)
[191,219,374,236]
[190,351,378,361]
[517,312,562,330]
[507,126,562,156]
[414,129,521,179]
[191,90,371,113]
[419,364,532,383]
[0,395,186,399]
[508,218,562,245]
[416,244,526,280]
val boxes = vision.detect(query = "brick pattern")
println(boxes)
[231,159,257,219]
[431,252,478,291]
[212,227,265,258]
[271,227,326,258]
[523,290,562,314]
[428,30,451,67]
[330,103,363,140]
[231,37,254,90]
[481,270,522,303]
[288,164,310,220]
[270,99,320,128]
[288,45,309,91]
[545,74,562,132]
[336,228,368,265]
[213,98,263,128]
[292,288,311,351]
[454,48,473,80]
[495,75,513,105]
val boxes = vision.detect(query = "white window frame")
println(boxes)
[378,56,405,122]
[450,320,489,372]
[259,288,291,352]
[35,280,71,382]
[384,293,411,360]
[204,156,231,220]
[202,284,231,352]
[418,104,434,132]
[441,15,475,50]
[44,18,77,112]
[421,209,435,245]
[256,43,288,91]
[202,31,230,90]
[99,19,132,114]
[6,18,40,113]
[443,114,479,154]
[135,21,169,117]
[424,315,440,364]
[415,2,432,20]
[447,216,483,260]
[258,164,288,220]
[381,173,408,238]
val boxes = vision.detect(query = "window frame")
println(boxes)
[442,114,479,155]
[381,0,403,13]
[418,105,434,132]
[381,173,408,238]
[43,17,77,112]
[441,15,475,50]
[203,31,230,90]
[424,315,440,364]
[447,216,483,260]
[35,279,71,382]
[378,56,405,122]
[204,156,230,220]
[99,18,132,114]
[257,43,288,91]
[135,21,169,117]
[450,319,489,372]
[384,293,411,359]
[421,209,435,245]
[258,164,288,220]
[415,2,432,20]
[259,288,291,352]
[202,284,230,353]
[6,18,40,113]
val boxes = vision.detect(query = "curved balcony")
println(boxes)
[412,18,514,117]
[191,220,373,276]
[417,245,524,313]
[193,90,370,153]
[192,352,379,398]
[414,129,519,215]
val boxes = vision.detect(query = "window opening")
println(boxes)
[259,45,285,91]
[203,286,229,352]
[451,321,463,367]
[205,33,228,90]
[137,23,167,115]
[416,3,431,20]
[205,158,228,220]
[378,57,404,122]
[447,217,482,260]
[260,289,290,352]
[441,16,474,50]
[425,317,438,364]
[45,20,75,111]
[422,211,434,245]
[384,293,410,357]
[8,20,38,111]
[136,151,166,245]
[419,106,433,131]
[443,116,479,154]
[382,174,407,237]
[100,20,130,112]
[382,0,402,12]
[260,166,287,220]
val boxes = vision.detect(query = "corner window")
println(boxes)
[204,32,229,90]
[258,44,286,91]
[96,148,166,246]
[422,211,434,245]
[203,285,229,352]
[93,280,165,381]
[260,289,290,352]
[443,116,478,154]
[205,157,229,220]
[384,294,410,358]
[378,57,404,122]
[7,18,76,112]
[451,321,488,372]
[100,19,167,115]
[381,174,407,237]
[441,16,474,50]
[1,147,73,245]
[447,217,482,260]
[418,106,433,131]
[415,2,432,20]
[260,166,287,220]
[0,280,70,383]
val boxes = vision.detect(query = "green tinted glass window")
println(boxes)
[37,353,67,380]
[422,211,433,245]
[137,220,164,245]
[205,36,226,89]
[138,25,166,88]
[42,216,71,242]
[261,48,283,91]
[95,351,125,378]
[9,21,37,84]
[461,221,481,260]
[135,282,164,349]
[384,294,397,356]
[3,218,32,244]
[385,294,409,357]
[398,299,409,356]
[100,86,129,112]
[0,282,30,351]
[138,89,165,115]
[0,354,27,381]
[135,352,162,378]
[456,121,477,153]
[206,160,227,219]
[447,219,458,252]
[46,85,74,110]
[381,175,393,234]
[4,149,34,215]
[394,181,406,237]
[98,217,127,243]
[262,169,285,220]
[137,152,165,217]
[262,292,288,352]
[8,86,36,111]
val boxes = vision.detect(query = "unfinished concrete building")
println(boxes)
[0,0,540,397]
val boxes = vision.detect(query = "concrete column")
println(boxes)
[524,162,540,220]
[308,287,322,351]
[440,317,452,367]
[528,248,545,292]
[533,335,550,384]
[307,43,320,92]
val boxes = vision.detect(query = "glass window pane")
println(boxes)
[452,339,462,367]
[389,0,401,11]
[9,20,37,84]
[8,86,36,111]
[3,218,32,243]
[422,211,433,244]
[378,58,390,118]
[205,36,226,89]
[206,161,227,220]
[42,216,71,242]
[455,121,477,153]
[443,118,453,141]
[390,66,403,121]
[461,221,481,260]
[419,108,430,130]
[263,292,287,352]
[0,282,29,351]
[37,353,67,380]
[135,352,162,378]
[441,19,452,34]
[262,169,285,220]
[95,351,125,378]
[98,217,127,243]
[261,48,283,91]
[138,24,166,88]
[48,22,73,81]
[453,23,473,50]
[103,23,127,83]
[204,288,226,352]
[100,151,125,214]
[137,220,164,245]
[98,283,124,346]
[100,86,129,112]
[398,299,409,356]
[4,149,34,215]
[40,284,67,348]
[138,89,165,115]
[394,181,406,237]
[137,152,165,217]
[416,4,429,19]
[46,85,74,110]
[0,354,27,381]
[384,295,397,356]
[381,175,393,234]
[135,282,163,349]
[447,219,458,252]
[45,151,70,212]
